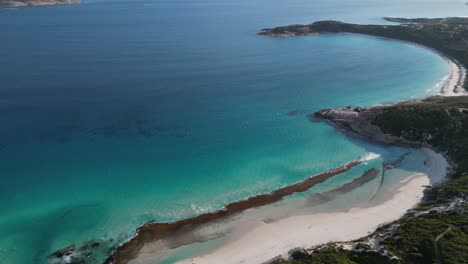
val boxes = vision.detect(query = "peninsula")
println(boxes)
[0,0,79,8]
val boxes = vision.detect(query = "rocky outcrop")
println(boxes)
[312,104,422,148]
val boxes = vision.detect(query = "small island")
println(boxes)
[0,0,79,8]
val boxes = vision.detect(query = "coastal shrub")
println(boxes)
[372,99,468,176]
[279,246,395,264]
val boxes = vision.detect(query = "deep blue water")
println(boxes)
[0,0,466,263]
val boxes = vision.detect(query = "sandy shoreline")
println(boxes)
[340,33,467,97]
[438,57,467,96]
[175,148,447,264]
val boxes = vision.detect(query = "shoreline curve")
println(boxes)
[175,148,447,264]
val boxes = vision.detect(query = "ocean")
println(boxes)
[0,0,465,263]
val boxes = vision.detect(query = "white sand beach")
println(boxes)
[439,58,467,96]
[174,148,447,264]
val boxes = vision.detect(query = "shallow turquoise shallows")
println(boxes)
[0,0,465,263]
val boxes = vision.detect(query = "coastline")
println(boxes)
[101,159,367,264]
[352,32,467,97]
[438,57,467,96]
[170,20,464,264]
[175,149,447,264]
[261,30,466,97]
[48,18,468,264]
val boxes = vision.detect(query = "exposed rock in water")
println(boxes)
[48,240,110,264]
[49,245,75,259]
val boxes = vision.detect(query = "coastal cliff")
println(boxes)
[0,0,79,8]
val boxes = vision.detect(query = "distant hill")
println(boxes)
[0,0,79,8]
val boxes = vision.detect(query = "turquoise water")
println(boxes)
[0,0,465,263]
[131,147,434,264]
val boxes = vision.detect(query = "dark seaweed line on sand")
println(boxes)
[307,168,379,206]
[369,153,410,202]
[104,159,364,264]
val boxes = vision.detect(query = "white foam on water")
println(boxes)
[432,74,450,94]
[190,203,215,214]
[360,152,381,162]
[400,173,424,183]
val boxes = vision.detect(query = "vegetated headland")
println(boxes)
[260,17,468,264]
[0,0,79,8]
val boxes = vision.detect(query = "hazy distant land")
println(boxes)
[0,0,79,8]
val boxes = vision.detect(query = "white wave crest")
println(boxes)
[190,203,214,214]
[431,74,450,94]
[400,173,424,183]
[360,152,381,162]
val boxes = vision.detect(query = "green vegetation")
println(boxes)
[369,97,468,263]
[382,211,468,264]
[373,96,468,176]
[271,246,396,264]
[264,18,468,264]
[278,97,468,264]
[276,176,467,264]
